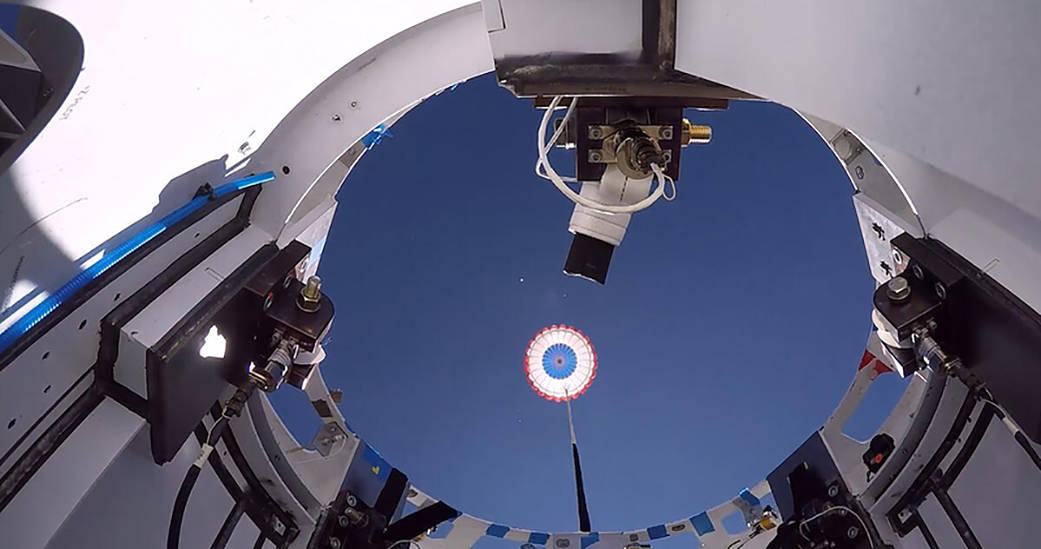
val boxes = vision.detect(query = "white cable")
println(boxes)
[536,96,672,214]
[193,443,214,468]
[981,398,1022,435]
[649,165,674,204]
[797,505,875,548]
[535,97,579,183]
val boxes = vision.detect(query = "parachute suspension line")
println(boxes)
[524,325,596,533]
[566,392,577,445]
[565,390,591,532]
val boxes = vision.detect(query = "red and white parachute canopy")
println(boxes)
[524,325,597,402]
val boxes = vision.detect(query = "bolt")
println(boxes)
[886,276,911,302]
[343,507,369,527]
[297,276,322,313]
[329,538,342,549]
[589,150,602,163]
[855,165,865,179]
[847,526,859,539]
[892,249,904,265]
[588,127,603,140]
[346,494,358,508]
[681,119,712,145]
[912,264,924,280]
[660,126,673,140]
[827,484,840,498]
[934,281,947,300]
[338,515,349,527]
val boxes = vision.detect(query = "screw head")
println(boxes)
[660,126,673,140]
[263,293,274,311]
[588,127,603,140]
[346,494,357,508]
[912,264,924,280]
[349,101,359,109]
[329,538,342,549]
[332,114,342,122]
[827,484,840,498]
[934,281,947,300]
[855,165,865,179]
[847,526,859,539]
[338,515,349,527]
[892,249,903,265]
[886,276,911,302]
[589,151,602,162]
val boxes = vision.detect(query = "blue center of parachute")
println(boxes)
[542,344,577,379]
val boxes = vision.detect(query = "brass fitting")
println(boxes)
[681,119,712,146]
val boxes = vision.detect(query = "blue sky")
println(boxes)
[270,74,904,542]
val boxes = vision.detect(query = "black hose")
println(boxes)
[211,498,248,549]
[168,464,203,549]
[1014,431,1041,471]
[167,416,231,549]
[969,395,1041,474]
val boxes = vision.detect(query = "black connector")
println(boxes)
[564,233,615,285]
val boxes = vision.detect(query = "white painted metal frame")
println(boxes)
[0,0,1039,548]
[675,0,1041,314]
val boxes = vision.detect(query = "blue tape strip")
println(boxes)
[0,171,276,356]
[690,513,714,535]
[486,524,509,538]
[580,533,599,549]
[528,532,549,546]
[738,488,760,506]
[361,124,393,149]
[646,525,667,540]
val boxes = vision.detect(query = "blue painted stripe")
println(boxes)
[691,513,714,535]
[528,533,549,545]
[646,525,667,540]
[0,171,276,356]
[580,533,599,549]
[738,488,760,506]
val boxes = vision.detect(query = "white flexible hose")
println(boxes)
[536,96,673,214]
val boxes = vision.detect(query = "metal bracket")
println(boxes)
[310,421,347,457]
